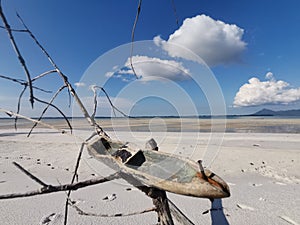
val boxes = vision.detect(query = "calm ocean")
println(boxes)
[1,117,300,133]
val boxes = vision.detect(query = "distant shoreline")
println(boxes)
[1,115,300,120]
[1,117,300,133]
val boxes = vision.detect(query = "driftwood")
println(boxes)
[86,135,230,225]
[0,2,34,107]
[0,162,120,200]
[87,136,230,199]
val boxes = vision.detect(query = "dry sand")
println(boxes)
[0,127,299,225]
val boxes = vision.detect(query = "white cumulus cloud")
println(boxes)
[114,55,191,81]
[265,72,274,80]
[233,73,300,107]
[154,14,247,66]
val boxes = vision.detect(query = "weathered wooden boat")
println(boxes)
[87,136,230,199]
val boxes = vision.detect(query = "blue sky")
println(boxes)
[1,0,300,117]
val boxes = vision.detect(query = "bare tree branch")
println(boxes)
[0,4,34,107]
[15,12,106,136]
[32,69,57,81]
[170,0,179,28]
[99,86,125,117]
[0,108,67,134]
[0,24,27,32]
[0,74,26,84]
[0,74,51,93]
[62,131,104,225]
[92,86,129,118]
[64,139,88,225]
[168,199,195,225]
[72,203,156,218]
[15,85,27,129]
[13,161,48,187]
[0,172,120,200]
[62,130,105,225]
[130,0,142,79]
[28,85,69,137]
[90,85,101,120]
[33,96,72,133]
[31,86,52,93]
[0,73,53,130]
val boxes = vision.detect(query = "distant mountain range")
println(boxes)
[251,108,300,116]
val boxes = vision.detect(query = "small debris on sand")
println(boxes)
[274,182,287,186]
[279,215,299,225]
[39,213,62,225]
[237,203,255,211]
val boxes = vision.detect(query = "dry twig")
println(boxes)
[91,85,129,118]
[0,2,34,107]
[16,12,101,132]
[13,161,48,187]
[27,85,70,137]
[130,0,143,79]
[168,199,195,225]
[170,0,179,28]
[72,202,156,218]
[0,172,120,200]
[63,130,100,225]
[0,108,67,134]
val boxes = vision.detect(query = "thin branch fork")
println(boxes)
[32,69,57,82]
[27,85,68,137]
[91,85,129,118]
[0,162,120,200]
[1,5,109,136]
[0,74,51,93]
[15,12,103,135]
[0,3,34,107]
[0,24,27,32]
[130,0,143,79]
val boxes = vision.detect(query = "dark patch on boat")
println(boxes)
[125,150,146,167]
[112,149,132,162]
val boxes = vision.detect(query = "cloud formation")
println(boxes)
[154,14,247,66]
[234,72,300,107]
[74,82,86,87]
[109,55,191,82]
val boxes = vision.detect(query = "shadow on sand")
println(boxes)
[210,199,229,225]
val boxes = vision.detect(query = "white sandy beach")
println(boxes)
[0,127,299,225]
